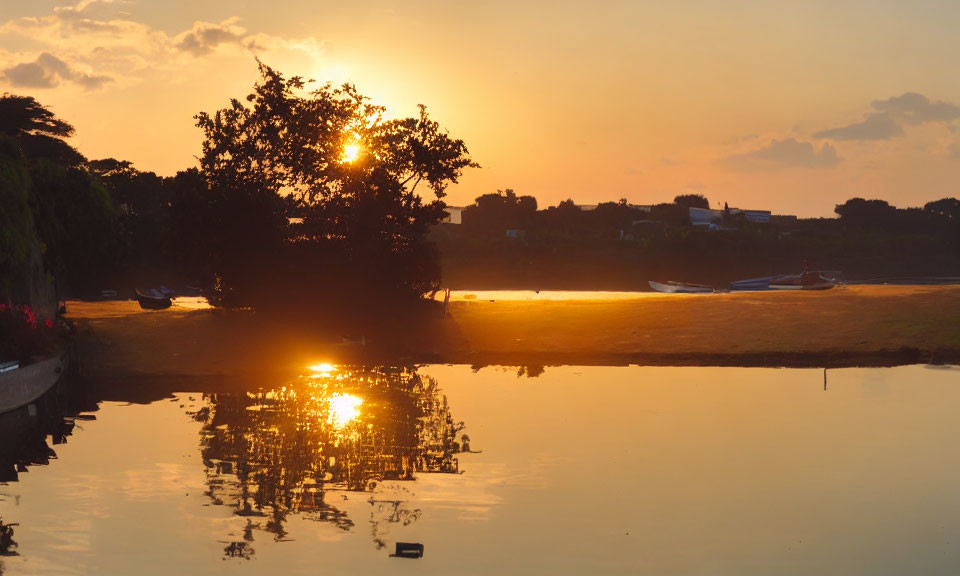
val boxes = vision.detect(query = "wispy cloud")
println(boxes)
[814,92,960,141]
[813,113,903,141]
[0,0,327,91]
[173,18,248,56]
[1,52,111,89]
[873,92,960,125]
[719,138,841,170]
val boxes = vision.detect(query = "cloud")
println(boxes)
[814,92,960,141]
[719,138,841,170]
[173,18,248,56]
[1,52,111,89]
[950,141,960,160]
[0,0,330,92]
[812,112,904,141]
[872,92,960,125]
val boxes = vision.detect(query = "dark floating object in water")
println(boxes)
[393,542,424,558]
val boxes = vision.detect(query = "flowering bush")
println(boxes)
[0,301,58,363]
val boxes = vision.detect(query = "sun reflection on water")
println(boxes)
[308,362,337,376]
[327,393,362,429]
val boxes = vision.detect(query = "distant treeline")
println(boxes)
[433,190,960,289]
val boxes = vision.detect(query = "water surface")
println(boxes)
[2,364,960,575]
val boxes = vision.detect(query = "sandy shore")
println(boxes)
[68,285,960,379]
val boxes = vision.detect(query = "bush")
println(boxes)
[0,302,58,363]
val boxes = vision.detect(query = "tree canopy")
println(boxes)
[0,94,121,299]
[193,63,478,309]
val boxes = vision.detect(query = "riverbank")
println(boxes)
[68,285,960,379]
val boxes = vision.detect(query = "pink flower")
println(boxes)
[45,319,54,329]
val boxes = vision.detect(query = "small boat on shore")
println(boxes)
[135,288,173,310]
[769,273,837,291]
[731,267,842,291]
[730,276,776,291]
[649,281,715,294]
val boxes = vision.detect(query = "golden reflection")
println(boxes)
[193,365,471,554]
[327,393,362,428]
[307,362,336,375]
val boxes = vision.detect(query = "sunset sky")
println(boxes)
[3,0,960,217]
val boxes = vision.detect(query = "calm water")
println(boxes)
[2,364,960,575]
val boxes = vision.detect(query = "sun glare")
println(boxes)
[342,143,361,163]
[308,363,337,377]
[327,393,363,428]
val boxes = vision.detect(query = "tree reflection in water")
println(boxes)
[0,375,93,573]
[194,365,469,556]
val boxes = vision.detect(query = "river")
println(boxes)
[2,364,959,575]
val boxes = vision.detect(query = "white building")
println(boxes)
[441,206,465,224]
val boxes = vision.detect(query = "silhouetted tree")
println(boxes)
[673,194,709,210]
[924,197,960,220]
[194,63,477,308]
[834,198,897,229]
[89,158,171,273]
[0,94,84,167]
[462,188,537,231]
[0,135,35,299]
[0,94,122,295]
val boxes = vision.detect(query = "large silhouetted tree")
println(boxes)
[194,63,477,308]
[0,94,121,296]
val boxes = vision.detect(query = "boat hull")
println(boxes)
[649,281,714,294]
[768,282,836,291]
[0,355,66,414]
[136,288,173,310]
[137,295,172,309]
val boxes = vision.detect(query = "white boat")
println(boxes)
[648,281,715,294]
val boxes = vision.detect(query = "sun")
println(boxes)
[342,143,361,163]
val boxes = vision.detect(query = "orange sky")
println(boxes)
[3,0,960,217]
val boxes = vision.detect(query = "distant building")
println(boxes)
[689,207,724,229]
[689,207,779,229]
[742,210,771,224]
[441,206,465,225]
[770,214,798,226]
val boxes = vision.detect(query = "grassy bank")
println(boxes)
[69,285,960,380]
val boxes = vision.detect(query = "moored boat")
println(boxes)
[135,288,173,310]
[729,276,776,291]
[768,272,837,291]
[649,281,715,294]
